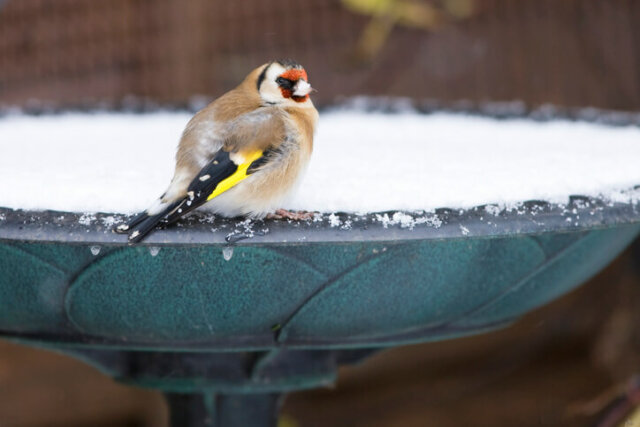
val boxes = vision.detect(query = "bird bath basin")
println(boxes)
[1,194,639,426]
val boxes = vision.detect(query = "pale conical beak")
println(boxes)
[293,79,313,97]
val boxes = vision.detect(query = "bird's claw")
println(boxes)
[267,209,314,220]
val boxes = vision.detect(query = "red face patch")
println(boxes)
[280,68,308,82]
[279,68,310,103]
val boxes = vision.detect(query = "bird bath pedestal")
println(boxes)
[0,196,639,426]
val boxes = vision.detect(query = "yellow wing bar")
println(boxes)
[207,150,264,201]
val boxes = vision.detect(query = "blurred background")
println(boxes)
[1,0,640,113]
[1,0,640,426]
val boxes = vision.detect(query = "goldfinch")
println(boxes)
[116,59,318,243]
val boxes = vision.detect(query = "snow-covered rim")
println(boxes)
[0,103,639,244]
[1,189,639,245]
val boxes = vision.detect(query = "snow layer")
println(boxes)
[0,111,639,214]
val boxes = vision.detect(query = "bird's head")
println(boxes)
[255,60,314,106]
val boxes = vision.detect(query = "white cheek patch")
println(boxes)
[266,63,286,82]
[260,83,282,104]
[260,63,296,104]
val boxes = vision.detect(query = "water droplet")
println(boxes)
[90,246,101,256]
[149,247,160,257]
[222,246,234,261]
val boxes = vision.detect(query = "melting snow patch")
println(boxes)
[328,214,341,227]
[606,187,640,205]
[375,212,442,230]
[222,246,234,261]
[392,212,416,229]
[78,213,96,226]
[415,215,443,228]
[224,218,269,243]
[484,205,502,216]
[100,215,118,227]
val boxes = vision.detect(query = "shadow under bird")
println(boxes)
[115,59,318,243]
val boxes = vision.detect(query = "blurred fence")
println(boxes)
[0,0,639,111]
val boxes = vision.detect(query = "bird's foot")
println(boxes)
[267,209,315,220]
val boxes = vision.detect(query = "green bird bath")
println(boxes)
[0,195,639,426]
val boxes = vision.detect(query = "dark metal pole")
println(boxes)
[165,392,283,427]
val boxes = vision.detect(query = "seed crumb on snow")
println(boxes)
[0,110,639,215]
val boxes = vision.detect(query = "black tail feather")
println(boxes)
[115,149,257,242]
[127,213,167,243]
[114,211,149,234]
[115,200,182,243]
[164,196,208,226]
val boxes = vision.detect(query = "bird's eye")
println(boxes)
[276,77,294,89]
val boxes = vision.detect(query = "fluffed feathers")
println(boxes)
[116,60,318,243]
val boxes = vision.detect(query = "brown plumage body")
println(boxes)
[168,66,317,216]
[118,60,318,242]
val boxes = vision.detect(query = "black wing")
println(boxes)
[116,149,271,243]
